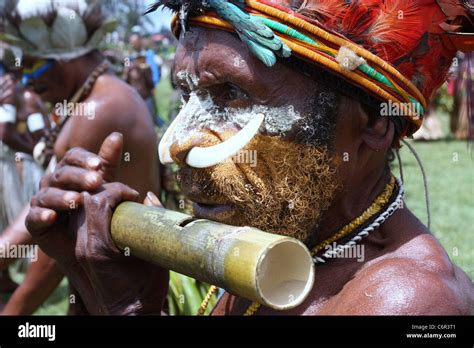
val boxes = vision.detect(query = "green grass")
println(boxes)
[395,139,474,279]
[155,76,174,124]
[8,268,69,315]
[6,110,473,315]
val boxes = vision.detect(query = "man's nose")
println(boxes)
[159,113,264,168]
[168,131,221,168]
[158,110,222,167]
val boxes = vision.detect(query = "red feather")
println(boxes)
[270,0,467,104]
[297,0,347,25]
[362,0,430,62]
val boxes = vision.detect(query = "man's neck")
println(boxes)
[69,54,104,101]
[309,163,392,248]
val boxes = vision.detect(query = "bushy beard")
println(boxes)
[178,134,339,243]
[175,84,341,243]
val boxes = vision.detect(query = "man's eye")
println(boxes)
[224,84,246,100]
[211,83,249,108]
[222,84,247,101]
[181,91,190,103]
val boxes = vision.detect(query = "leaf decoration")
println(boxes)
[0,32,34,51]
[3,19,20,37]
[50,7,88,50]
[19,17,52,49]
[86,18,118,48]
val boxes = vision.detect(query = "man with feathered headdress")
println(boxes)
[26,0,473,315]
[0,0,163,314]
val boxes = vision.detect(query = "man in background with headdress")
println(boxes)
[0,49,48,298]
[124,27,161,125]
[25,0,474,315]
[0,0,163,314]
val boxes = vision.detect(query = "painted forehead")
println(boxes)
[173,29,254,86]
[172,27,309,103]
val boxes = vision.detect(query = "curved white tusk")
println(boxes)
[158,112,185,165]
[186,113,264,169]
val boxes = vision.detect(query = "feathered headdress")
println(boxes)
[0,0,117,60]
[146,0,473,138]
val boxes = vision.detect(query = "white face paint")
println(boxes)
[159,71,302,166]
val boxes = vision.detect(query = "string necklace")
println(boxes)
[33,61,109,167]
[197,176,403,316]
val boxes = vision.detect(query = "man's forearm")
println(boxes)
[0,205,33,270]
[1,250,64,315]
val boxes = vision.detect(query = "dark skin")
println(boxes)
[0,83,47,295]
[1,51,163,315]
[25,28,473,315]
[0,74,48,154]
[0,74,48,295]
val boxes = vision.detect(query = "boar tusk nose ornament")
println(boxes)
[185,113,264,168]
[158,112,185,165]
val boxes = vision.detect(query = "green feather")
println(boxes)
[246,40,277,67]
[240,29,282,52]
[208,0,291,67]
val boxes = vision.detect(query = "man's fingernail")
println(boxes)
[110,132,123,142]
[85,172,99,186]
[147,191,161,206]
[40,210,53,222]
[87,157,101,169]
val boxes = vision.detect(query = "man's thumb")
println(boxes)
[98,132,123,182]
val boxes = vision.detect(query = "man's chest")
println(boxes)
[211,291,334,315]
[210,265,357,315]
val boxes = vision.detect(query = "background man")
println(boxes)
[0,0,162,314]
[124,28,162,125]
[0,58,48,297]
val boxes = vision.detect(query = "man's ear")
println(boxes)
[359,104,395,152]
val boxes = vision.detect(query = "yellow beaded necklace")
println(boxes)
[197,176,397,316]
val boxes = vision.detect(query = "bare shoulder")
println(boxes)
[66,73,155,151]
[93,75,147,110]
[331,233,474,315]
[83,74,152,127]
